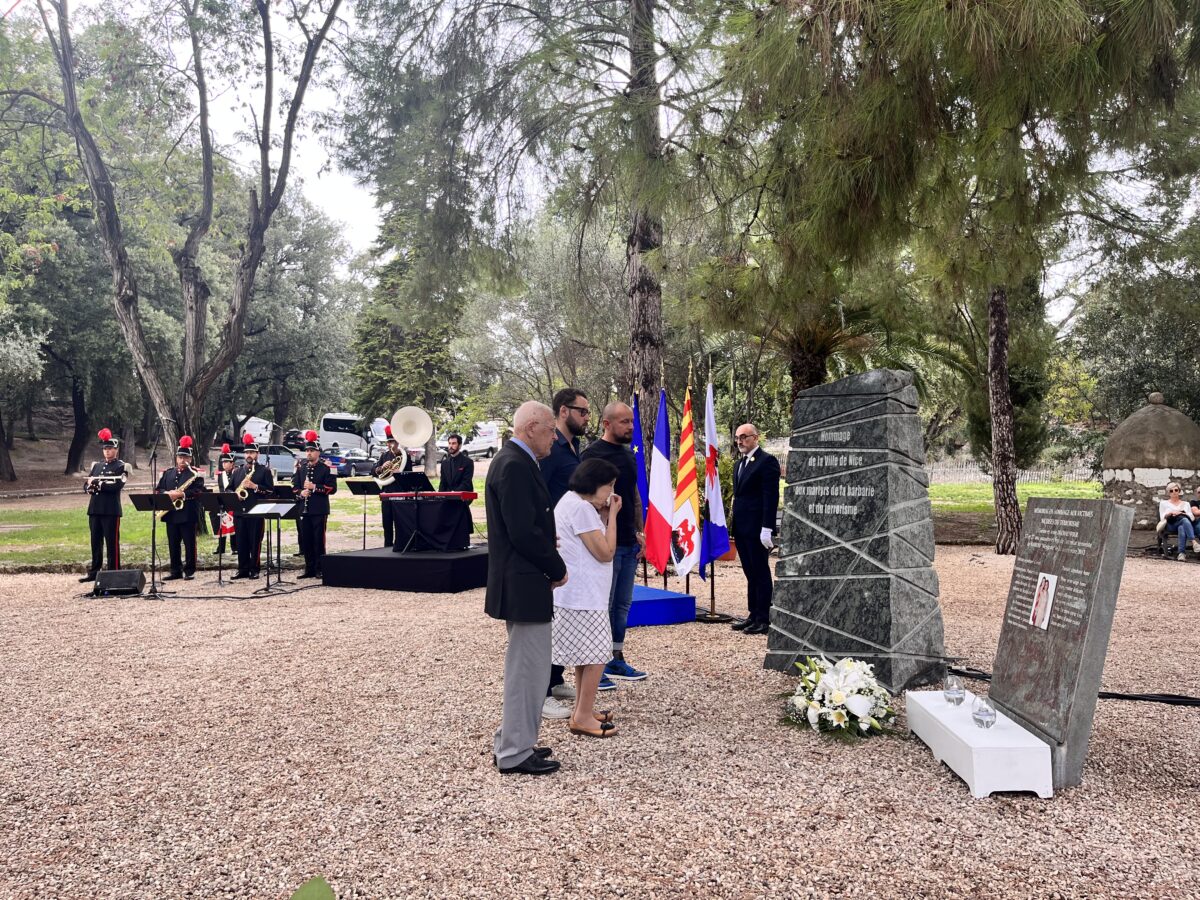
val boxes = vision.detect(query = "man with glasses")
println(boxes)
[730,423,780,635]
[539,388,593,718]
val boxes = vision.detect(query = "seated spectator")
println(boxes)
[1158,482,1197,560]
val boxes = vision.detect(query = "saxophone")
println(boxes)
[235,461,258,500]
[157,468,200,520]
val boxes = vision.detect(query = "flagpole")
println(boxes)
[694,374,732,624]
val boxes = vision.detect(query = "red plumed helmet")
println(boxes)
[385,425,394,439]
[179,435,193,449]
[98,428,112,441]
[221,443,231,453]
[305,429,318,442]
[243,433,255,445]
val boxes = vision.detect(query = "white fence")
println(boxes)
[925,460,1097,485]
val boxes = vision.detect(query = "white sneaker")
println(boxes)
[1178,553,1187,561]
[550,682,576,701]
[1191,539,1199,554]
[541,697,573,720]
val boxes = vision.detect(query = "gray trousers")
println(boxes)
[493,620,551,769]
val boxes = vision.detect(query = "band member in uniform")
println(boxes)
[231,433,275,580]
[293,430,338,579]
[371,425,411,547]
[81,427,127,583]
[439,433,475,492]
[210,444,238,556]
[292,454,307,558]
[156,435,205,581]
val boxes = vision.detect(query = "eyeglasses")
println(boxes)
[1170,488,1181,493]
[735,434,757,441]
[566,405,591,416]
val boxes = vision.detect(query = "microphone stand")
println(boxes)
[144,422,172,598]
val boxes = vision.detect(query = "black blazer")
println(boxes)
[86,459,127,517]
[484,441,566,622]
[156,466,205,525]
[232,462,275,515]
[731,448,781,533]
[439,452,475,492]
[292,459,338,516]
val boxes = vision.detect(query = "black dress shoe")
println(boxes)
[731,618,754,631]
[297,572,317,579]
[744,621,769,635]
[493,746,553,767]
[498,754,560,776]
[248,572,260,579]
[164,574,183,581]
[230,573,248,581]
[183,573,195,581]
[79,573,97,583]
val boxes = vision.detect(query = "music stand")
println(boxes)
[198,492,241,585]
[129,492,177,598]
[246,500,300,593]
[344,477,382,549]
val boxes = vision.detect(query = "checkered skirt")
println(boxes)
[551,606,612,667]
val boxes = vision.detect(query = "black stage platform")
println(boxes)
[321,545,488,593]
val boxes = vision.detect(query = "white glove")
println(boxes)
[760,527,774,550]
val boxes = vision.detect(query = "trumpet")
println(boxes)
[84,474,124,494]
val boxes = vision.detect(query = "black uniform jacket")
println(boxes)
[155,466,206,525]
[232,462,275,514]
[731,448,781,534]
[438,452,475,493]
[371,448,411,477]
[86,459,127,517]
[484,441,566,623]
[292,459,338,515]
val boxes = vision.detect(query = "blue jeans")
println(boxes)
[607,544,640,653]
[1166,517,1195,554]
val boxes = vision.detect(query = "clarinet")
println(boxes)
[303,462,314,514]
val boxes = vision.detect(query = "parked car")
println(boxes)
[229,443,299,477]
[282,429,306,450]
[334,447,375,477]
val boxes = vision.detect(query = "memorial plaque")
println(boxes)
[765,369,946,692]
[990,498,1134,789]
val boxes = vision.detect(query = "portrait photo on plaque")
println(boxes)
[1029,572,1057,630]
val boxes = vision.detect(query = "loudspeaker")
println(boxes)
[93,569,146,597]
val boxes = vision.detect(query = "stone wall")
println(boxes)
[1102,468,1200,529]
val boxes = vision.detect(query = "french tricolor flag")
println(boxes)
[643,388,674,575]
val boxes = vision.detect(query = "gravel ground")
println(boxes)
[0,547,1197,899]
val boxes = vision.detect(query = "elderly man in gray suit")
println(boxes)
[487,401,569,775]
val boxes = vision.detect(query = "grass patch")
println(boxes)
[928,481,1101,514]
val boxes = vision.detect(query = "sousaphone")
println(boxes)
[389,406,434,450]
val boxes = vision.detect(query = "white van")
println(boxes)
[437,421,503,459]
[319,412,369,453]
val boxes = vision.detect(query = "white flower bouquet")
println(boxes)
[785,656,896,738]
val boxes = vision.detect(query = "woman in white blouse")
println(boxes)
[1159,482,1197,561]
[551,458,623,738]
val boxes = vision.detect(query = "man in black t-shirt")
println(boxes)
[580,401,648,685]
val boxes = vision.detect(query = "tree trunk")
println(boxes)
[988,284,1022,554]
[0,411,15,481]
[788,347,829,407]
[121,425,137,469]
[625,0,665,445]
[64,376,89,474]
[24,398,37,441]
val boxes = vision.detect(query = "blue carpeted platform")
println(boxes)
[627,584,696,627]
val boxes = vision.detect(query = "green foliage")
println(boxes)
[289,876,335,900]
[928,481,1101,514]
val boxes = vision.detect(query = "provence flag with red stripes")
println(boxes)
[670,384,701,577]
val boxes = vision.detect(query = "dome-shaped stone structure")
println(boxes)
[1102,393,1200,528]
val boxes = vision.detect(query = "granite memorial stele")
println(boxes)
[765,369,945,692]
[990,498,1133,789]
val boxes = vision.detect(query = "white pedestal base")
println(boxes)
[907,689,1053,799]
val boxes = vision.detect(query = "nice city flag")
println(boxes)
[671,385,702,577]
[698,381,730,575]
[644,389,674,575]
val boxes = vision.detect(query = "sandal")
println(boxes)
[569,720,618,738]
[593,710,614,724]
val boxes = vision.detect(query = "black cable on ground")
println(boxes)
[79,582,326,603]
[949,665,1200,707]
